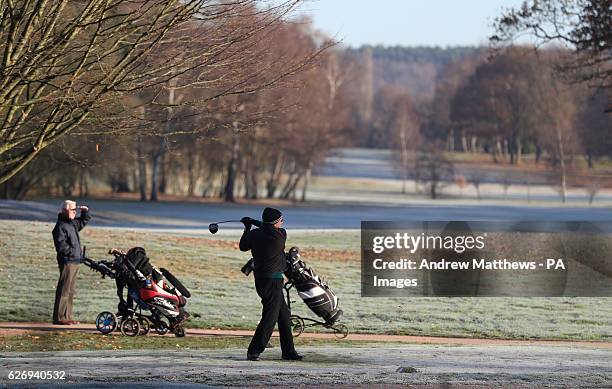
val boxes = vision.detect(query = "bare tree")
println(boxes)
[502,172,512,199]
[586,182,601,204]
[528,53,582,203]
[0,1,331,185]
[450,48,537,164]
[387,92,421,193]
[469,171,485,200]
[300,49,353,201]
[415,144,454,199]
[491,0,611,92]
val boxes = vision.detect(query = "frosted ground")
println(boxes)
[1,148,610,387]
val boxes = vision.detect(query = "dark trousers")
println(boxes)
[248,277,296,356]
[52,262,79,322]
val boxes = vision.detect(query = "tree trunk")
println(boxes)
[187,146,196,197]
[245,166,258,200]
[78,170,88,198]
[201,169,215,198]
[251,169,259,199]
[281,172,302,200]
[400,128,409,193]
[461,131,468,153]
[150,155,160,202]
[266,152,284,198]
[247,126,260,200]
[224,124,240,202]
[503,138,509,159]
[556,126,567,203]
[137,134,147,202]
[494,137,503,163]
[300,165,312,202]
[159,152,167,195]
[150,137,166,202]
[243,169,252,199]
[526,169,531,202]
[153,78,177,200]
[535,144,542,164]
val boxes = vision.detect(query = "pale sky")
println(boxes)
[289,0,526,47]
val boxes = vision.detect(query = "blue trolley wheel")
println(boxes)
[95,311,117,335]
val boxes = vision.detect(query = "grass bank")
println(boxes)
[0,221,610,341]
[0,332,375,352]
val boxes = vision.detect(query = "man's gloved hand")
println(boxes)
[241,217,253,231]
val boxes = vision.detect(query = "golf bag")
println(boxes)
[83,247,190,331]
[284,247,343,325]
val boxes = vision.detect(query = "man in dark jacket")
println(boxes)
[52,200,91,325]
[239,207,302,361]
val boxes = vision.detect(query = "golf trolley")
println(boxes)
[83,247,190,338]
[284,281,348,339]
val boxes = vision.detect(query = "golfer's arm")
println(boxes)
[75,210,91,230]
[239,231,251,252]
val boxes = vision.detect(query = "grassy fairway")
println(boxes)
[0,221,610,340]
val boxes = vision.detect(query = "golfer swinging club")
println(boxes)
[239,207,302,361]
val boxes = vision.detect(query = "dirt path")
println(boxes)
[1,321,611,349]
[2,322,611,387]
[1,345,611,387]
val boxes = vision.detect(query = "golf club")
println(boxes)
[208,218,262,234]
[208,220,243,234]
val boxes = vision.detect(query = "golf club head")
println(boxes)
[209,223,219,234]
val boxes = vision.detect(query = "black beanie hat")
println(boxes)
[262,207,282,224]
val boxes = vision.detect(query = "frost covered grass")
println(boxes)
[0,220,610,340]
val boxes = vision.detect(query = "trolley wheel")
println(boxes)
[174,326,185,338]
[334,324,349,339]
[95,311,117,335]
[155,321,169,336]
[120,318,140,337]
[290,315,304,337]
[138,317,151,336]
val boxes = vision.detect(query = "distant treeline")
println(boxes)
[1,1,609,202]
[353,45,480,63]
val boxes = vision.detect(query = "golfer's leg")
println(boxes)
[57,263,72,321]
[248,278,281,355]
[53,262,65,322]
[277,280,297,356]
[65,264,79,320]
